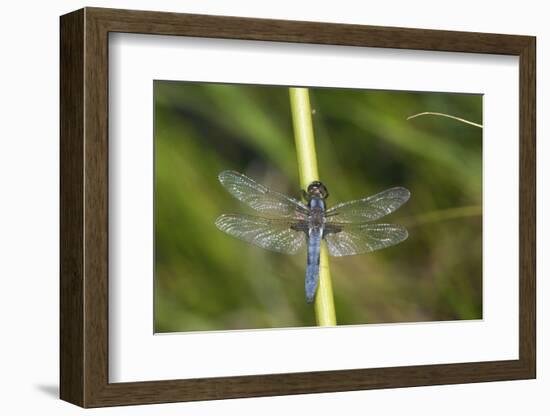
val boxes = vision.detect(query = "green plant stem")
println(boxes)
[402,205,482,227]
[289,87,337,326]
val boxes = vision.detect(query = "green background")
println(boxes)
[154,81,482,333]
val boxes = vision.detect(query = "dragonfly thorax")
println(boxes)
[308,197,326,228]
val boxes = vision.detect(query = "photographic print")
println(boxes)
[154,81,483,333]
[60,8,535,406]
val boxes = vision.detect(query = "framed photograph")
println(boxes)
[60,7,536,408]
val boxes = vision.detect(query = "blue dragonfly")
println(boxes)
[215,171,410,303]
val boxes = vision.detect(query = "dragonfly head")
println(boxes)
[305,181,329,200]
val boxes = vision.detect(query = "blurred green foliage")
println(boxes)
[154,80,482,332]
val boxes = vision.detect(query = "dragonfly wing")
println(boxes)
[219,170,309,218]
[325,187,410,223]
[325,223,408,257]
[215,214,307,254]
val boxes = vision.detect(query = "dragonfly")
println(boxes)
[215,170,410,304]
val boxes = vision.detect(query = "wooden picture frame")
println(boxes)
[60,7,536,408]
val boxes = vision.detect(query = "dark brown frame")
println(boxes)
[60,7,536,408]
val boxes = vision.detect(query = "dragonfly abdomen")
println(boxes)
[305,226,323,303]
[304,196,326,303]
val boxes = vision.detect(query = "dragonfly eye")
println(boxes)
[307,181,329,199]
